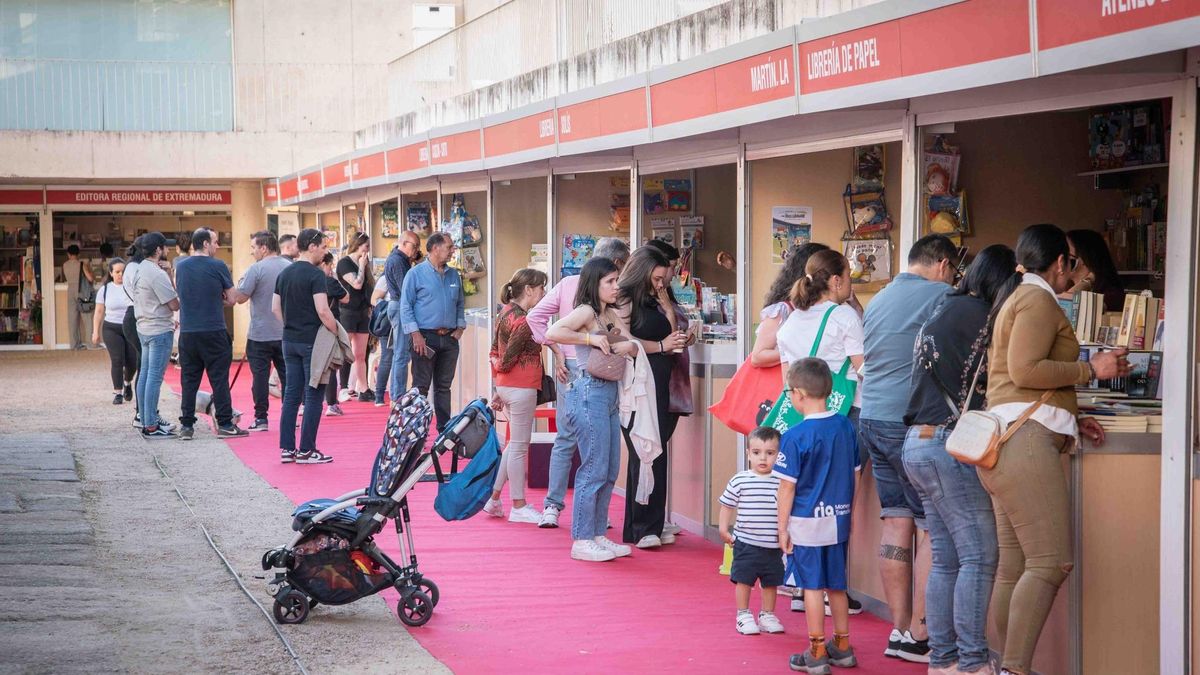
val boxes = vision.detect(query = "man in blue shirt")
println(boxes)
[859,234,958,663]
[385,230,421,400]
[399,231,465,431]
[175,228,247,440]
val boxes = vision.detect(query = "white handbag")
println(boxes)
[943,353,1052,469]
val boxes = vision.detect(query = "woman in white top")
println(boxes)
[775,249,865,420]
[91,258,136,405]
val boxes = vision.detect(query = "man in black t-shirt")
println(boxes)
[272,228,338,464]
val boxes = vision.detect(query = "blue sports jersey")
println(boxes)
[772,411,859,546]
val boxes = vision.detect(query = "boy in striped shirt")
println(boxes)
[719,426,785,636]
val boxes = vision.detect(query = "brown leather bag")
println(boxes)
[585,325,629,381]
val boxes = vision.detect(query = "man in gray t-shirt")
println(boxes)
[233,230,292,431]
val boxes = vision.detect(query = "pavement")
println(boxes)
[0,350,448,674]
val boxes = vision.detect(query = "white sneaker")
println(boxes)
[508,505,542,524]
[539,505,561,528]
[758,611,785,634]
[660,532,676,545]
[791,595,806,612]
[483,498,504,518]
[571,539,616,562]
[736,612,760,635]
[663,522,682,536]
[593,536,632,558]
[337,388,352,402]
[635,535,662,549]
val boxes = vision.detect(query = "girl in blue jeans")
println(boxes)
[900,244,1017,673]
[547,257,637,563]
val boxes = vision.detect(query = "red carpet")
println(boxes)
[165,366,925,674]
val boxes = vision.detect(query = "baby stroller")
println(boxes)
[261,390,494,628]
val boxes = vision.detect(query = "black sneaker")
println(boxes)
[358,389,375,402]
[897,631,931,663]
[247,418,269,433]
[123,383,133,401]
[142,425,175,439]
[884,628,904,658]
[112,394,124,405]
[280,448,296,464]
[217,424,249,438]
[295,449,333,464]
[823,592,864,615]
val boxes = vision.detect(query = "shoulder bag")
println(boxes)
[944,351,1053,469]
[761,304,857,432]
[585,310,629,382]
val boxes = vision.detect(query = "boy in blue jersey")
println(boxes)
[719,426,785,636]
[775,358,860,674]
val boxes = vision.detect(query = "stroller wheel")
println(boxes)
[416,578,439,608]
[273,590,310,624]
[397,589,433,627]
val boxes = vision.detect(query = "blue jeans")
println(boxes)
[902,425,998,672]
[544,360,580,511]
[136,330,173,429]
[565,373,619,541]
[860,417,926,528]
[374,331,393,403]
[387,303,411,399]
[280,341,325,453]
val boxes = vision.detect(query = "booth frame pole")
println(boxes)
[485,181,495,400]
[39,209,54,349]
[735,143,749,474]
[899,112,920,257]
[1160,76,1198,675]
[546,174,555,284]
[630,164,642,249]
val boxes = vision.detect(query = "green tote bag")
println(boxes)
[762,304,857,433]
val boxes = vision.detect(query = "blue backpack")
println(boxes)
[369,299,392,338]
[431,400,501,521]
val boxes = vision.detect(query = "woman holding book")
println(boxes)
[979,224,1130,675]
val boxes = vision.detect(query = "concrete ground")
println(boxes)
[0,350,449,674]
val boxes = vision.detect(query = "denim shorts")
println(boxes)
[730,540,785,588]
[859,417,926,528]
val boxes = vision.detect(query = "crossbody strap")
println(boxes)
[807,304,838,358]
[998,390,1055,444]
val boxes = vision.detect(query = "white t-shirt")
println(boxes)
[776,300,865,408]
[98,282,131,324]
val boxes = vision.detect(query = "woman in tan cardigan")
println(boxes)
[981,224,1129,675]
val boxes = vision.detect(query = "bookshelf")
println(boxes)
[0,215,39,344]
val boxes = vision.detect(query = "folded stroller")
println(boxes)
[261,390,494,628]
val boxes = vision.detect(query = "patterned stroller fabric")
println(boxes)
[371,389,435,498]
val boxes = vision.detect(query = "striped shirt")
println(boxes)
[719,470,781,549]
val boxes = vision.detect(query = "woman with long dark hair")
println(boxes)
[483,268,549,525]
[91,257,136,404]
[1061,229,1124,311]
[899,244,1019,674]
[616,247,689,549]
[121,239,144,423]
[547,258,638,562]
[752,243,831,367]
[981,224,1129,675]
[337,232,375,401]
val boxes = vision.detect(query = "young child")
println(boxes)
[775,358,860,674]
[718,426,785,636]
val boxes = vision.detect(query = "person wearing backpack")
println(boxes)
[482,268,548,524]
[64,244,96,350]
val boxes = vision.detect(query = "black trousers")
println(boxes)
[122,306,141,412]
[622,353,680,544]
[246,339,286,420]
[409,330,460,432]
[179,329,234,428]
[102,321,137,390]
